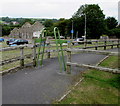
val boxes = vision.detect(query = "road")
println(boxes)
[2,48,118,104]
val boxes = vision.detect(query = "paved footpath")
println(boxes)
[2,48,118,104]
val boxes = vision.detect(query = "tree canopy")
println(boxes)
[105,17,118,30]
[72,4,106,39]
[2,4,119,38]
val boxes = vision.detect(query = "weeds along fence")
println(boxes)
[0,39,119,75]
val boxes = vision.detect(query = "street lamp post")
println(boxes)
[84,14,87,48]
[72,19,73,39]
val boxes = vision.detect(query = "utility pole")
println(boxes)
[76,31,78,39]
[84,13,87,48]
[84,13,87,41]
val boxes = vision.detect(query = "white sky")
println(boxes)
[0,0,119,20]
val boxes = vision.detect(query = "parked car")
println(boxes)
[60,36,65,39]
[72,38,84,45]
[9,39,28,45]
[76,38,84,41]
[72,38,92,45]
[6,38,16,45]
[0,38,4,42]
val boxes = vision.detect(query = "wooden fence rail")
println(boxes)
[66,41,119,74]
[0,39,119,74]
[72,39,120,50]
[0,48,66,66]
[1,39,119,52]
[0,44,29,52]
[67,62,120,74]
[67,48,119,56]
[72,39,119,45]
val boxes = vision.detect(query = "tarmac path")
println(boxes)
[2,48,118,104]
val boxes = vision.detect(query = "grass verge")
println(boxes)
[54,55,119,104]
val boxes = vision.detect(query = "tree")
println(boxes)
[54,18,69,38]
[43,19,53,27]
[72,4,106,39]
[20,19,34,26]
[108,28,120,38]
[2,25,15,36]
[105,17,118,30]
[2,17,11,23]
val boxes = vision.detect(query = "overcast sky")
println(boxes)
[1,0,119,20]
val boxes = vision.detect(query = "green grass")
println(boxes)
[100,56,118,69]
[54,56,119,104]
[34,38,46,43]
[52,39,68,44]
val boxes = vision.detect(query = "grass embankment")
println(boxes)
[55,56,119,104]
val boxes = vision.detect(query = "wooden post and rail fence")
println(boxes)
[72,39,119,50]
[0,39,120,75]
[66,40,120,74]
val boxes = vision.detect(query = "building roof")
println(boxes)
[32,21,44,31]
[9,21,45,38]
[21,22,32,28]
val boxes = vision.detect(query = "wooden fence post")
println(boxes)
[117,40,119,48]
[111,40,114,49]
[84,40,87,49]
[95,40,98,50]
[47,43,50,58]
[66,41,71,74]
[47,50,50,58]
[33,40,36,67]
[104,40,106,50]
[20,47,24,67]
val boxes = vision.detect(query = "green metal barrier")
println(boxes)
[54,27,66,72]
[34,28,47,66]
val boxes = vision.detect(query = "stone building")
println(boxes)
[9,21,44,39]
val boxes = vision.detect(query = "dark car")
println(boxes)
[9,39,28,45]
[6,38,16,45]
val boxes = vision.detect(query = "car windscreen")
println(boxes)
[10,39,16,42]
